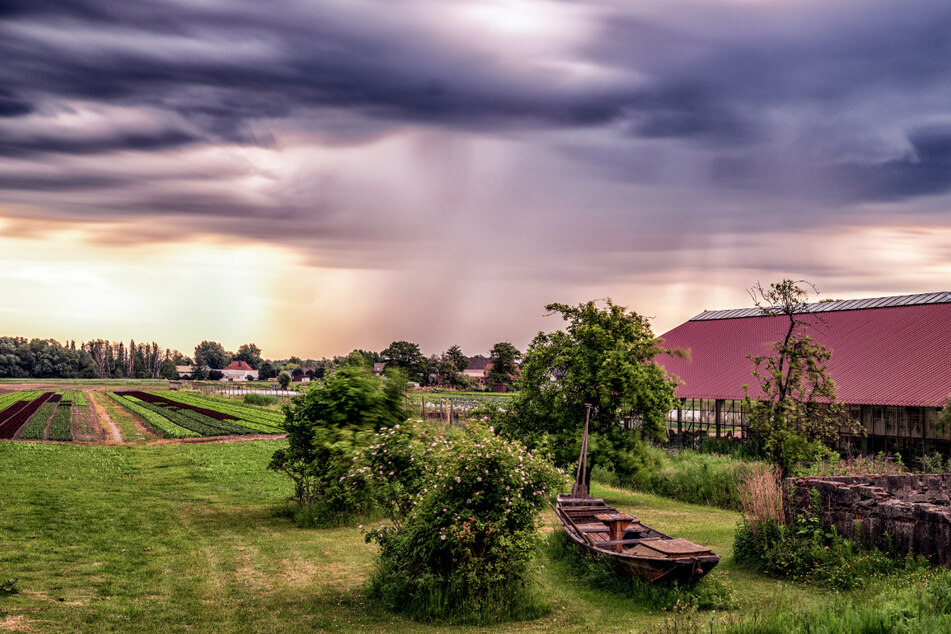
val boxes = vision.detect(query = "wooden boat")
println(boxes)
[553,406,720,584]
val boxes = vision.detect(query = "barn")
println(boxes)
[655,291,951,457]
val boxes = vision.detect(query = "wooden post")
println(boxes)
[677,402,683,447]
[715,399,723,439]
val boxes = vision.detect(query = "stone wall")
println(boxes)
[785,474,951,567]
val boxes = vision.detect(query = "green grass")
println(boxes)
[0,442,948,632]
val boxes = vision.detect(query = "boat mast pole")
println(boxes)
[573,403,593,497]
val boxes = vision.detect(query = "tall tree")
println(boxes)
[381,340,426,384]
[234,343,263,370]
[194,341,230,369]
[488,342,520,388]
[743,280,862,474]
[445,345,468,372]
[505,300,677,481]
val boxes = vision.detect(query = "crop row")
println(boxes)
[59,392,73,406]
[48,403,72,441]
[151,391,284,431]
[106,393,198,439]
[123,396,257,437]
[73,392,88,407]
[18,399,58,440]
[0,392,54,439]
[0,391,40,413]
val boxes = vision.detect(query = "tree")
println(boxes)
[233,343,263,370]
[194,341,230,370]
[445,344,468,372]
[488,342,520,388]
[381,340,426,384]
[267,366,407,525]
[504,300,677,482]
[258,361,277,381]
[208,369,224,381]
[277,371,291,390]
[159,358,179,380]
[742,280,861,474]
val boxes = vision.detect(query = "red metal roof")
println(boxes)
[656,302,951,407]
[224,360,254,371]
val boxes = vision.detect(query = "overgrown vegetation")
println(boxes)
[267,366,407,527]
[354,422,566,624]
[592,446,770,511]
[732,469,933,591]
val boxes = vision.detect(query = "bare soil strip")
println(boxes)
[71,393,106,442]
[89,392,123,444]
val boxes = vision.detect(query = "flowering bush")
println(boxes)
[351,422,567,623]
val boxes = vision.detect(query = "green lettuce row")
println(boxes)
[48,405,72,441]
[149,391,283,429]
[127,397,255,437]
[18,400,57,439]
[106,393,198,439]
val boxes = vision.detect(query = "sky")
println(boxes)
[2,0,951,359]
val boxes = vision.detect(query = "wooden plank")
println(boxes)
[573,523,610,533]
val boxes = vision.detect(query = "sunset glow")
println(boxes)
[2,1,950,359]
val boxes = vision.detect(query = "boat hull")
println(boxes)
[555,494,720,585]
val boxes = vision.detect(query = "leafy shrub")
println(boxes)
[545,530,736,611]
[734,485,932,590]
[354,422,566,624]
[243,393,276,407]
[268,366,406,527]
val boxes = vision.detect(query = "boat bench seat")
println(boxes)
[574,523,610,533]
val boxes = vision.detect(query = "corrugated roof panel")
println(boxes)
[659,302,951,407]
[690,291,951,321]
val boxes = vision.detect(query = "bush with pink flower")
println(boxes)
[351,421,567,624]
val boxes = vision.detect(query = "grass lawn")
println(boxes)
[0,441,880,632]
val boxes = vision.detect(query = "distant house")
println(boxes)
[372,362,386,376]
[221,360,258,381]
[463,357,492,387]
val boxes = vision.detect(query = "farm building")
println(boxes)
[221,360,258,381]
[655,291,951,457]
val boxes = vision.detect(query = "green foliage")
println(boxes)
[743,280,862,474]
[0,577,17,595]
[268,366,407,527]
[276,371,291,389]
[243,393,277,407]
[445,344,468,371]
[18,399,56,440]
[159,358,179,380]
[107,393,199,438]
[598,449,771,511]
[487,341,520,388]
[504,299,678,482]
[233,343,262,370]
[355,422,566,624]
[545,530,736,611]
[733,493,932,591]
[381,340,427,384]
[194,341,230,370]
[48,403,72,441]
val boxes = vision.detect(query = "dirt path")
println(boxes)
[89,392,123,444]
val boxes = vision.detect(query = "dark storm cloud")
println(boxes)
[4,0,951,241]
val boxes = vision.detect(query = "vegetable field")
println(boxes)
[0,391,88,441]
[108,391,284,439]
